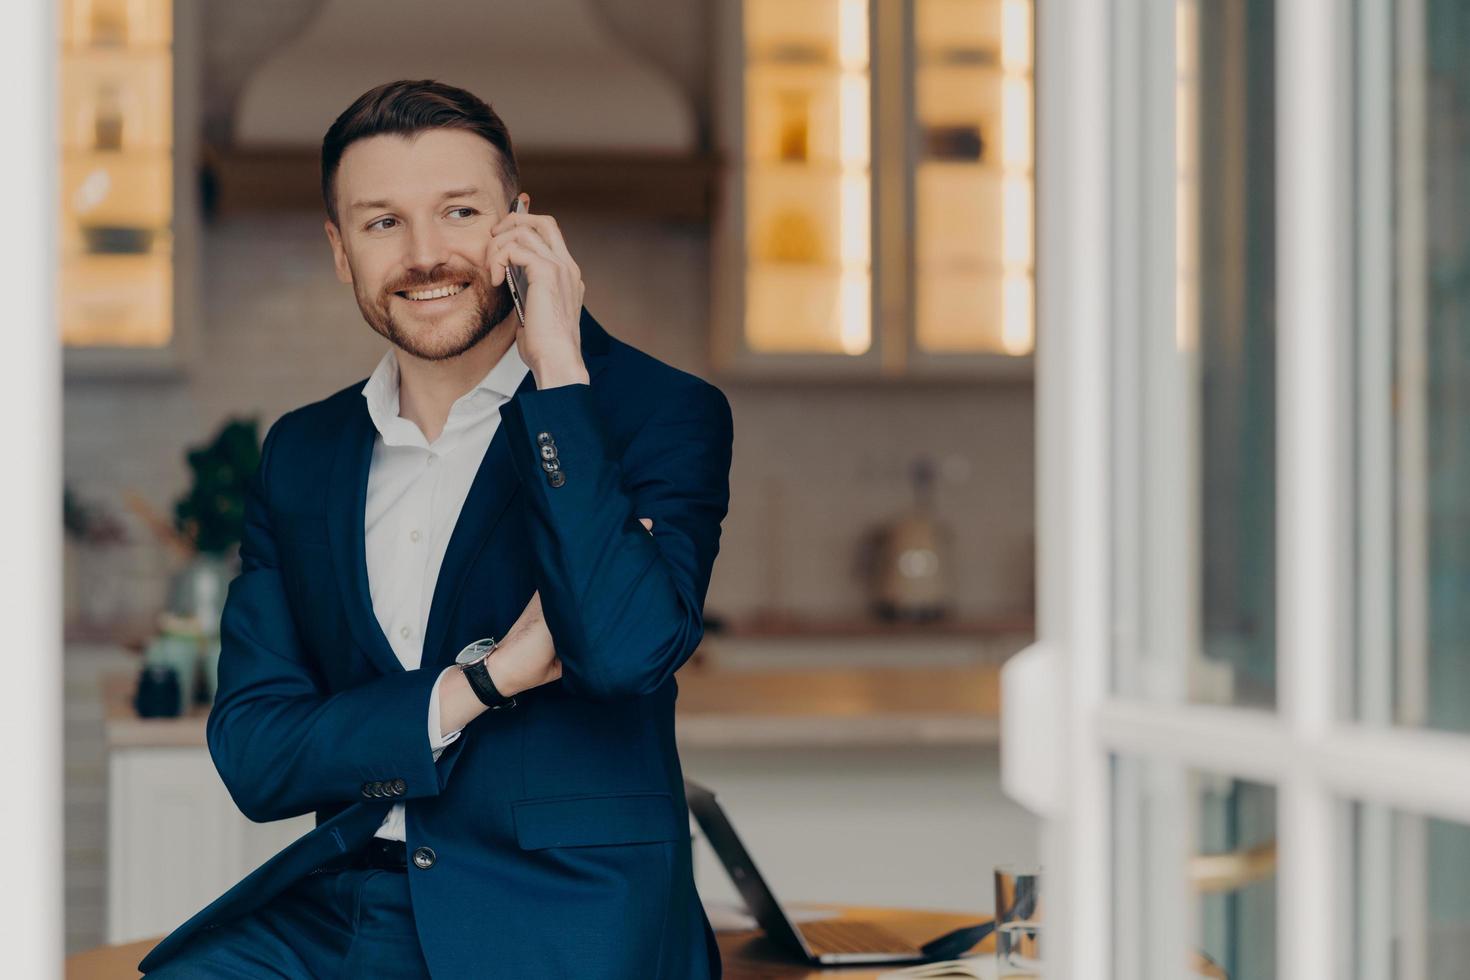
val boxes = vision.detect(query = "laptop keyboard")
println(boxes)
[798,919,924,955]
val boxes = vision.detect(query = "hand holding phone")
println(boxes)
[488,195,590,387]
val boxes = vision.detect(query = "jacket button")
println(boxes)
[548,470,566,488]
[412,846,437,870]
[541,458,560,472]
[536,431,554,447]
[539,444,557,461]
[390,778,406,795]
[361,782,375,799]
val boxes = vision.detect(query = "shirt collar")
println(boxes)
[361,339,530,445]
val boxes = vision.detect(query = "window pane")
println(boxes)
[1114,0,1277,708]
[1354,0,1470,732]
[1112,758,1277,978]
[1349,804,1470,979]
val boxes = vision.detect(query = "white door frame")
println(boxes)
[1,0,63,974]
[1010,0,1470,976]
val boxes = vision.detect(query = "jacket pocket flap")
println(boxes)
[512,791,681,850]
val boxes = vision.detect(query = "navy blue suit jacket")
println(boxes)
[139,308,732,979]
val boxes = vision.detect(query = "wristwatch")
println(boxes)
[453,637,516,710]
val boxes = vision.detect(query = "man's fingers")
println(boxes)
[492,209,577,269]
[638,517,653,532]
[491,224,557,266]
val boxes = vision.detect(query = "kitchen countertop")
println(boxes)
[103,648,1009,751]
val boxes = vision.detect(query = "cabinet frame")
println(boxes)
[712,0,1036,382]
[62,0,202,381]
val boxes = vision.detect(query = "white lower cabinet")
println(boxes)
[106,746,313,945]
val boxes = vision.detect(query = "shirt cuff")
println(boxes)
[428,665,464,760]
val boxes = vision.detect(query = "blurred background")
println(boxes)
[45,0,1470,977]
[57,0,1040,964]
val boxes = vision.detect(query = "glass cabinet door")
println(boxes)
[733,0,874,363]
[713,0,1034,378]
[60,0,198,376]
[911,0,1034,360]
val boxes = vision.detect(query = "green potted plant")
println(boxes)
[166,417,261,700]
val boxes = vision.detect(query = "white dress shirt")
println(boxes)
[360,339,530,841]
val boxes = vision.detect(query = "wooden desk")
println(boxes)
[65,937,150,979]
[66,905,991,980]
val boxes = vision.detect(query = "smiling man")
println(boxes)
[138,79,732,979]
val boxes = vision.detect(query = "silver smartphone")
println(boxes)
[505,197,529,324]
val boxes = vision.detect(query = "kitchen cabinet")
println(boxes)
[712,0,1035,380]
[60,0,202,378]
[107,744,312,945]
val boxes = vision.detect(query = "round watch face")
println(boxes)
[454,637,498,665]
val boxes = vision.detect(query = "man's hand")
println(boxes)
[438,519,654,737]
[485,590,559,696]
[486,194,588,390]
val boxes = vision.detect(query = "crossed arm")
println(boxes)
[206,379,733,823]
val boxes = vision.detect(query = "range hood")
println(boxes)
[231,0,697,154]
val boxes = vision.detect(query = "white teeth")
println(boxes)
[403,283,465,301]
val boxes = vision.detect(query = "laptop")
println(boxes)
[684,778,936,966]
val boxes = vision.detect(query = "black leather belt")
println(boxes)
[350,837,409,871]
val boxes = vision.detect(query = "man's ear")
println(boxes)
[324,219,353,284]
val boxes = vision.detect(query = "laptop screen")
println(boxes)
[683,779,812,957]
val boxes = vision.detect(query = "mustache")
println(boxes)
[384,267,490,295]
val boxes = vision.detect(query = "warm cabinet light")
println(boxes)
[59,0,175,349]
[1001,0,1031,70]
[838,26,872,357]
[999,0,1034,356]
[735,0,1033,364]
[838,0,868,70]
[913,0,1035,358]
[742,0,872,356]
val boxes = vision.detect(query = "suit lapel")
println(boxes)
[328,307,614,677]
[418,366,537,670]
[325,405,404,676]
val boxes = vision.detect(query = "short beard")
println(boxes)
[353,265,518,362]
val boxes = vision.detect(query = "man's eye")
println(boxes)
[367,216,397,231]
[448,207,477,219]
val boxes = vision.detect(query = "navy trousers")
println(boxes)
[143,866,431,979]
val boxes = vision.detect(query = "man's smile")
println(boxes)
[394,281,470,303]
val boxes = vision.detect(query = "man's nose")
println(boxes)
[404,221,451,274]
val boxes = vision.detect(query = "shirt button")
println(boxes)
[410,529,421,542]
[400,626,411,639]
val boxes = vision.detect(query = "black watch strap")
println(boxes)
[461,656,516,710]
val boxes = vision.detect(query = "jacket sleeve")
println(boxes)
[497,378,733,701]
[206,414,465,823]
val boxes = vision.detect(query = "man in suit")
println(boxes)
[140,78,732,978]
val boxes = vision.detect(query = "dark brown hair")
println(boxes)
[320,78,519,225]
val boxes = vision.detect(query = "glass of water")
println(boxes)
[994,864,1042,978]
